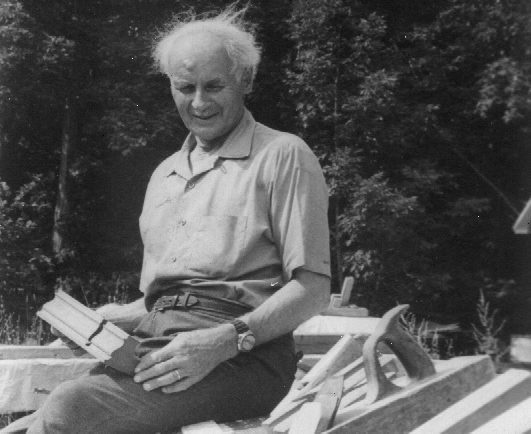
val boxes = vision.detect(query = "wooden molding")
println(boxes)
[37,290,140,375]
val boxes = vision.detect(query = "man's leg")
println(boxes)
[27,346,296,434]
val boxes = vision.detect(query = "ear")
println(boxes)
[240,67,254,94]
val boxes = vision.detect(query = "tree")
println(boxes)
[286,0,531,325]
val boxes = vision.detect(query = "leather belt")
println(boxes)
[151,292,251,317]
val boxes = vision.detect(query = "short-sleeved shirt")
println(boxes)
[139,109,330,308]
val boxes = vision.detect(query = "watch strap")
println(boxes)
[230,319,250,334]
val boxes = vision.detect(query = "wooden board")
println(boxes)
[470,396,531,434]
[299,335,361,391]
[326,355,495,434]
[294,335,346,355]
[0,345,82,360]
[411,368,531,434]
[288,403,322,434]
[265,356,399,433]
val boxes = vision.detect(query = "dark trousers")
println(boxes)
[27,294,297,434]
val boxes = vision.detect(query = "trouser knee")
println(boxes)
[31,378,102,434]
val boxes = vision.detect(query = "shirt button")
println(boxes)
[180,219,186,226]
[171,257,177,262]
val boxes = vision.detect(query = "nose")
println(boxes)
[191,88,208,111]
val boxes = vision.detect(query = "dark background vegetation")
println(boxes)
[0,0,530,352]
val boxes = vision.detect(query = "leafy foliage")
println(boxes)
[0,0,530,338]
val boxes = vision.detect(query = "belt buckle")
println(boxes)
[175,292,198,308]
[154,293,198,312]
[154,296,175,312]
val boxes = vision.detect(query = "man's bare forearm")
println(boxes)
[96,297,147,333]
[241,269,330,346]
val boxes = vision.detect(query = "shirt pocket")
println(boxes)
[184,215,247,278]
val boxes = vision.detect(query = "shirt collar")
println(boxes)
[166,109,256,177]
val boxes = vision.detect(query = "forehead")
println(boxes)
[167,33,234,80]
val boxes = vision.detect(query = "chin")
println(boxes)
[192,128,220,141]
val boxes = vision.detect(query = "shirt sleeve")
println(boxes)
[268,136,331,281]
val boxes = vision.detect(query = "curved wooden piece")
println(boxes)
[363,304,436,404]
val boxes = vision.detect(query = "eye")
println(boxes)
[177,84,195,94]
[206,83,224,92]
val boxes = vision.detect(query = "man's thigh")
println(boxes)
[28,352,294,434]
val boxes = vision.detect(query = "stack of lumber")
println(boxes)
[260,304,497,434]
[2,288,531,433]
[180,303,506,434]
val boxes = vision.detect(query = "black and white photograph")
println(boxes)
[0,0,530,432]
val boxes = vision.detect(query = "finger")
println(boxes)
[161,376,197,394]
[134,357,180,383]
[135,349,172,373]
[142,368,185,392]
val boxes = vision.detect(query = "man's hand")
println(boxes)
[133,324,237,394]
[49,327,86,356]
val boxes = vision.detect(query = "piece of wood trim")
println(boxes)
[411,368,531,434]
[326,356,496,434]
[37,290,139,375]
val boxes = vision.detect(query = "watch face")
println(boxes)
[240,333,256,352]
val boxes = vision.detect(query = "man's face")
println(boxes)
[167,34,251,149]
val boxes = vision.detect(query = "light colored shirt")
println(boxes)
[139,110,330,308]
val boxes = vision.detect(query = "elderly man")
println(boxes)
[28,7,330,434]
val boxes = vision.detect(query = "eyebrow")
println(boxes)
[171,77,225,86]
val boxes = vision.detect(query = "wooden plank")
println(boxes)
[0,345,82,360]
[181,421,225,433]
[299,335,361,391]
[320,307,369,318]
[267,335,359,426]
[470,396,531,434]
[313,376,344,433]
[411,368,531,434]
[294,335,345,355]
[510,335,531,364]
[288,402,322,434]
[326,355,496,434]
[265,355,400,433]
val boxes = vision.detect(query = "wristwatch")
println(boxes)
[230,319,256,352]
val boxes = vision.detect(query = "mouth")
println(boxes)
[192,113,217,121]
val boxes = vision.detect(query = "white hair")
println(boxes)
[153,5,261,84]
